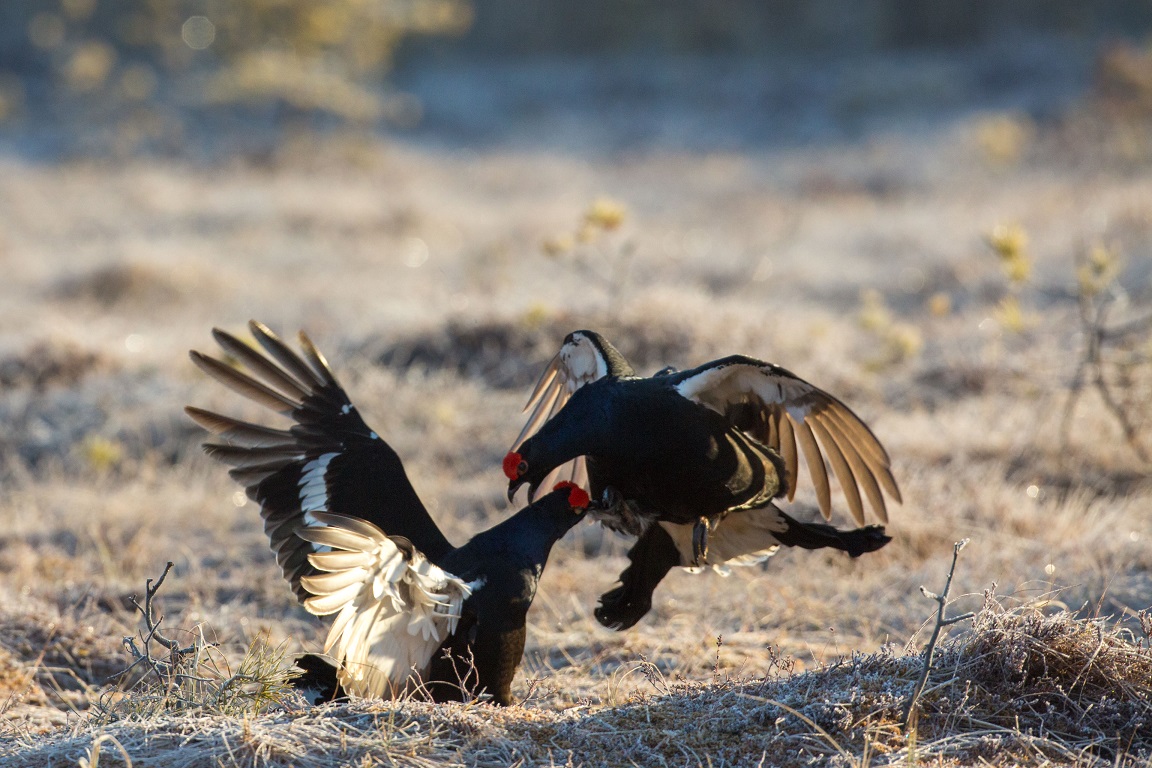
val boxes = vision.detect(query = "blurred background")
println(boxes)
[0,0,1151,158]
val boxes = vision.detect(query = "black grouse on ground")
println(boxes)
[187,321,589,705]
[505,330,900,631]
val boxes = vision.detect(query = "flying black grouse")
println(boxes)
[187,321,589,705]
[505,330,900,630]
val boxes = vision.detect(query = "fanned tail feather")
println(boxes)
[296,512,472,698]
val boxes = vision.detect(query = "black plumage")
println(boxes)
[188,321,587,705]
[505,330,900,630]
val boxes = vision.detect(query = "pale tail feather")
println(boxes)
[659,505,789,572]
[296,512,473,698]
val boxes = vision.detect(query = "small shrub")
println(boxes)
[95,563,296,723]
[19,0,472,125]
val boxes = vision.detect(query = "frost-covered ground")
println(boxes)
[0,40,1149,765]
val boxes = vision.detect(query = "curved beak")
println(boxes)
[507,477,541,504]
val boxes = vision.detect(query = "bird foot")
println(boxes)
[595,583,652,631]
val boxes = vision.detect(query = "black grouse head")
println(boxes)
[547,480,591,515]
[560,330,634,380]
[503,449,529,484]
[504,329,632,503]
[525,480,592,543]
[504,441,546,501]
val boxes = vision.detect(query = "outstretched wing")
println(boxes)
[510,331,634,497]
[298,512,473,698]
[187,320,453,603]
[671,355,901,525]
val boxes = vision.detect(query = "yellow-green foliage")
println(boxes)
[993,294,1032,333]
[540,198,636,302]
[80,436,123,474]
[986,222,1031,285]
[985,222,1036,333]
[858,288,923,369]
[21,0,472,121]
[1077,242,1121,297]
[543,197,629,256]
[581,197,628,234]
[974,112,1034,166]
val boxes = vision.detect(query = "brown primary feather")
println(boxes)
[808,418,864,525]
[189,351,300,414]
[735,388,898,524]
[248,320,330,390]
[777,414,799,502]
[295,330,341,389]
[201,443,305,469]
[183,406,298,448]
[210,328,313,400]
[793,418,833,518]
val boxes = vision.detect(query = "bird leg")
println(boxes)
[774,510,891,557]
[691,516,712,566]
[596,524,681,631]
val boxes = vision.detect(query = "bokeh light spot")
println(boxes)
[182,16,216,50]
[402,237,429,268]
[28,14,66,50]
[61,0,97,21]
[65,42,116,92]
[119,65,158,101]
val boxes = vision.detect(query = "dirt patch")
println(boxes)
[0,340,109,392]
[51,261,219,309]
[370,312,696,389]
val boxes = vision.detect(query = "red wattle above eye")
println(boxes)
[553,481,590,509]
[503,451,523,480]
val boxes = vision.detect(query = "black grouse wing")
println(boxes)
[187,321,452,603]
[670,355,901,526]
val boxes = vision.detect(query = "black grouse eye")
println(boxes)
[517,460,528,476]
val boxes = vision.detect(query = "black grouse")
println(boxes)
[504,330,900,630]
[187,321,589,705]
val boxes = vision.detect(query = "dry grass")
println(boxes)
[1,51,1151,764]
[2,598,1148,767]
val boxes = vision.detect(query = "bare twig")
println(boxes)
[902,539,976,730]
[119,562,201,693]
[127,562,194,654]
[1060,254,1151,464]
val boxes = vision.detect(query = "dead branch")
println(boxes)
[118,562,201,689]
[902,539,976,730]
[1060,253,1151,464]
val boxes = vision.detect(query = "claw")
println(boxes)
[691,516,710,566]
